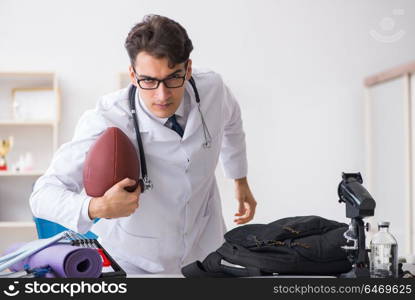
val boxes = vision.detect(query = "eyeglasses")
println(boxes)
[133,66,188,90]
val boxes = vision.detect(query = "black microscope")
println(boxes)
[337,172,376,278]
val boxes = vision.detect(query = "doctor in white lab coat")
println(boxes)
[29,14,256,275]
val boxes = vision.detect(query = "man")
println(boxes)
[30,14,256,274]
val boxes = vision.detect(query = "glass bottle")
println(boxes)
[370,221,398,278]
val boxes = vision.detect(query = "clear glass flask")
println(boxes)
[369,221,398,278]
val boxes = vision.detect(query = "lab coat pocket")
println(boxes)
[195,198,218,252]
[115,223,164,273]
[196,200,226,258]
[191,214,211,260]
[202,193,213,218]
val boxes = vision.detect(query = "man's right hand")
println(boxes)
[88,178,141,220]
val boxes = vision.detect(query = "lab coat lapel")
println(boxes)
[134,92,180,142]
[128,81,204,142]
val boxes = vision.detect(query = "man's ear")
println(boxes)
[128,65,138,87]
[186,59,193,80]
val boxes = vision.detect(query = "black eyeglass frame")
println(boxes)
[132,61,189,90]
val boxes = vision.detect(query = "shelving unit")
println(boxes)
[364,61,415,256]
[119,72,130,88]
[0,72,60,253]
[0,171,45,177]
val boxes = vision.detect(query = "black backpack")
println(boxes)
[182,215,352,277]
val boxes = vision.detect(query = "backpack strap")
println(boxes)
[181,252,229,278]
[181,251,264,278]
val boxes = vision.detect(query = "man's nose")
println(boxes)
[155,81,172,101]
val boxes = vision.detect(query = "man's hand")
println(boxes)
[233,177,256,225]
[88,178,141,219]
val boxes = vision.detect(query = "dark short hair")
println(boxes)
[125,14,193,68]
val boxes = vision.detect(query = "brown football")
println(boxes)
[83,127,139,197]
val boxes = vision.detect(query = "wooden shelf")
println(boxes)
[0,221,35,228]
[0,72,54,77]
[0,170,45,176]
[0,120,56,126]
[364,60,415,87]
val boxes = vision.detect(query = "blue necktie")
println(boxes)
[167,115,184,137]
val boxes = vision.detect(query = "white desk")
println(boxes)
[127,265,415,278]
[128,274,184,278]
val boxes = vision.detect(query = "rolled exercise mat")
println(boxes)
[5,243,102,278]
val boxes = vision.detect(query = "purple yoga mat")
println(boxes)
[5,243,102,278]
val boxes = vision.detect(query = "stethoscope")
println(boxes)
[128,76,212,192]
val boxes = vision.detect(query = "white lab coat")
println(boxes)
[29,68,247,274]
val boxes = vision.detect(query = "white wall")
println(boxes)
[1,0,414,234]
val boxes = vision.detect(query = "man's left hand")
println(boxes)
[233,177,257,225]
